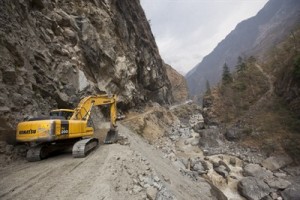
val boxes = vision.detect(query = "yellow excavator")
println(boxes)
[16,94,119,161]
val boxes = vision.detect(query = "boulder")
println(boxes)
[190,114,205,131]
[63,27,76,38]
[198,129,224,150]
[214,165,229,178]
[229,157,236,166]
[264,177,291,190]
[219,160,231,173]
[281,184,300,200]
[146,186,158,200]
[193,162,204,171]
[238,177,271,200]
[243,163,273,179]
[213,160,230,178]
[190,158,208,174]
[190,138,199,146]
[262,155,293,171]
[270,192,278,199]
[225,128,241,141]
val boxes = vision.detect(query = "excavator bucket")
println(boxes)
[104,129,118,144]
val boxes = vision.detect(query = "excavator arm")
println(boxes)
[70,94,118,144]
[71,95,117,121]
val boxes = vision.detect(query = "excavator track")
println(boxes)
[26,140,77,162]
[104,129,118,144]
[72,138,99,158]
[26,145,49,162]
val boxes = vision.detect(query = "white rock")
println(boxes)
[191,139,199,146]
[153,182,162,191]
[154,176,160,182]
[146,186,158,200]
[78,70,89,91]
[133,185,143,194]
[133,178,138,184]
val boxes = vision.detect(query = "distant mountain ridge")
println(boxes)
[186,0,300,99]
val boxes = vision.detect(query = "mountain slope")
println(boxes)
[202,26,300,161]
[165,64,189,103]
[186,0,300,99]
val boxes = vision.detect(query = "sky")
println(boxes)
[140,0,268,75]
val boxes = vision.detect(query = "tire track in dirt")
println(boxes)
[0,146,109,200]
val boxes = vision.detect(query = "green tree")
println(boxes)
[205,80,211,95]
[236,56,246,72]
[294,55,300,78]
[222,63,232,84]
[248,56,256,64]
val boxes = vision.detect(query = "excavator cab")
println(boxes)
[50,109,74,120]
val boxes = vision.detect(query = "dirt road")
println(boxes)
[0,123,225,200]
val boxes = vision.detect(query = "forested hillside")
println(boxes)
[203,26,300,161]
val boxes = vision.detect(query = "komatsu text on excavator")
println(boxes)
[16,94,119,161]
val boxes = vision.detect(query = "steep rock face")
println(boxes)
[186,0,300,98]
[165,64,188,103]
[0,0,173,138]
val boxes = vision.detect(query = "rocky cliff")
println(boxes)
[186,0,300,99]
[165,64,188,103]
[0,0,174,138]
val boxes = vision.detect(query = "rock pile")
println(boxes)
[237,155,300,200]
[189,114,205,132]
[156,104,300,200]
[0,141,27,167]
[108,148,175,200]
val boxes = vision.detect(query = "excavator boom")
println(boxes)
[70,94,118,144]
